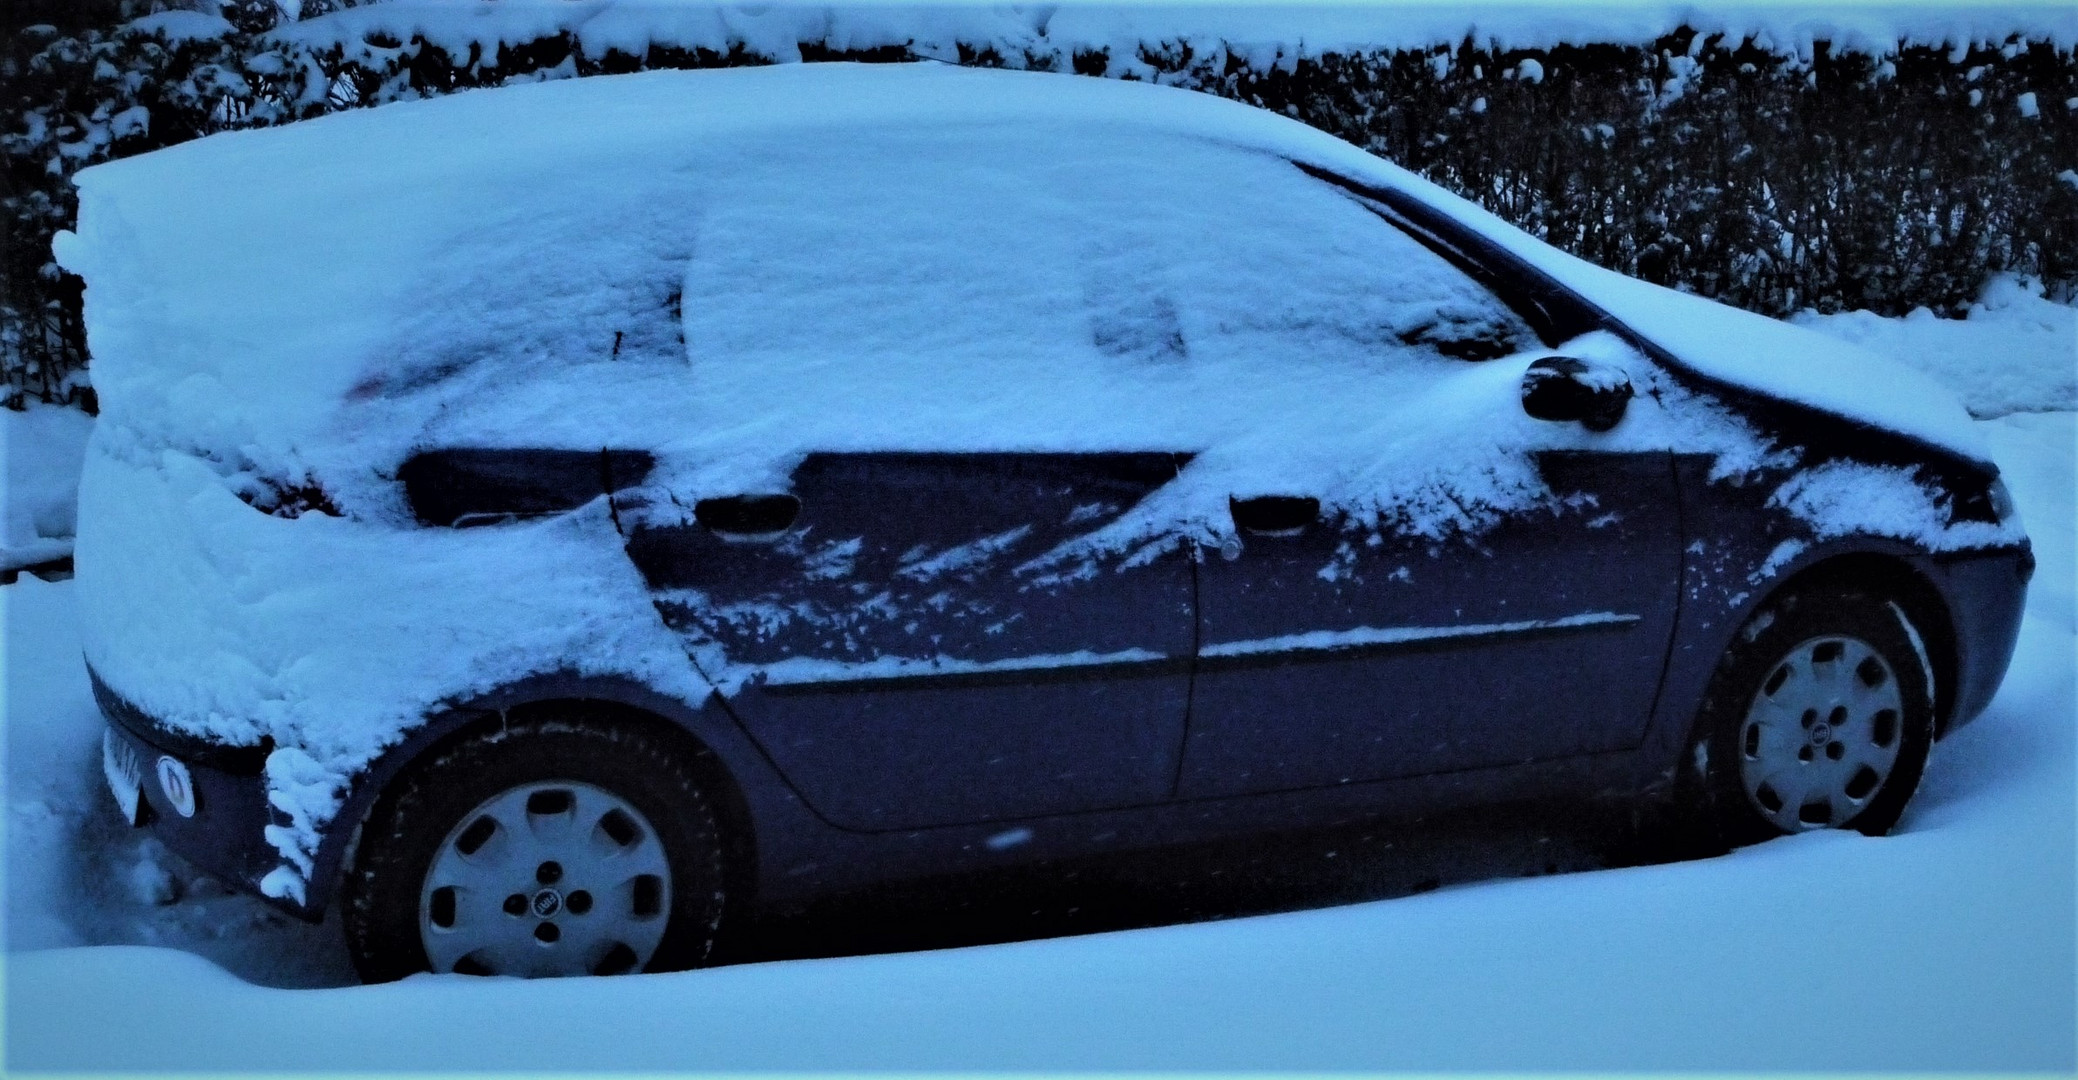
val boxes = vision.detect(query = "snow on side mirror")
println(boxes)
[1521,356,1633,432]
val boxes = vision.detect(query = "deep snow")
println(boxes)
[3,407,2069,1070]
[1792,274,2078,420]
[6,389,2073,1069]
[57,64,1989,482]
[1,402,93,573]
[7,58,2072,1071]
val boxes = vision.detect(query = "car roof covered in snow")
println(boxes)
[58,61,1987,472]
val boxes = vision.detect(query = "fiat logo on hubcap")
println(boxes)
[1809,723,1833,746]
[531,889,562,917]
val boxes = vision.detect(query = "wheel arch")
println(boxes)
[1755,551,1960,737]
[503,697,761,904]
[308,677,763,921]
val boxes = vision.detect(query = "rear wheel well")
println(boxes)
[1764,553,1959,736]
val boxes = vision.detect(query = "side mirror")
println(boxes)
[1521,356,1633,432]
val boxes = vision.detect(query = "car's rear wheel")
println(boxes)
[1686,585,1936,846]
[342,714,727,982]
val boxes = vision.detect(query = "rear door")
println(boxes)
[618,454,1194,830]
[596,128,1225,832]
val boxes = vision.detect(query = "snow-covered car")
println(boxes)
[62,63,2030,982]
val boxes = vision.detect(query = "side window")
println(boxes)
[671,130,1541,453]
[677,131,1102,445]
[1069,147,1540,380]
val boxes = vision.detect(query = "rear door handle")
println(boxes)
[694,494,801,541]
[1229,495,1319,538]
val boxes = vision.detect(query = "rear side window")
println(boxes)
[675,128,1540,452]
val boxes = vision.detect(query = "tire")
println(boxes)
[342,713,728,983]
[1684,585,1936,848]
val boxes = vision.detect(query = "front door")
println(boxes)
[1178,451,1684,797]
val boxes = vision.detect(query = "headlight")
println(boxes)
[1988,477,2020,527]
[1951,476,2021,529]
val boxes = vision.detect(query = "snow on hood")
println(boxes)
[1578,275,1992,468]
[1413,206,1995,469]
[1277,144,1993,468]
[56,62,1987,480]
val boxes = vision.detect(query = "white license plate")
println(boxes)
[101,729,146,826]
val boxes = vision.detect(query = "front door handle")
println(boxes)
[694,494,800,541]
[1229,495,1319,538]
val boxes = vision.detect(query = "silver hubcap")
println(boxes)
[420,780,671,977]
[1739,635,1906,832]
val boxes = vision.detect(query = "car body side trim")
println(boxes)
[754,613,1640,695]
[1197,612,1642,670]
[758,649,1191,695]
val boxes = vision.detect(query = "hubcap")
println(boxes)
[420,780,671,977]
[1738,635,1906,832]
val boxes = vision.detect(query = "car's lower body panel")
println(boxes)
[1932,542,2033,734]
[96,717,300,918]
[89,661,1650,925]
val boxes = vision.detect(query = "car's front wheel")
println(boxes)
[1687,585,1936,845]
[342,714,728,982]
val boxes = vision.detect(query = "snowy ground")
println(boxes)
[1792,275,2078,419]
[0,401,92,575]
[5,306,2074,1068]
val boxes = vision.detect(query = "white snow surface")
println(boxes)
[271,0,2078,65]
[1525,252,1991,464]
[2,402,93,572]
[5,406,2070,1069]
[121,10,236,42]
[1792,274,2078,419]
[57,65,1990,488]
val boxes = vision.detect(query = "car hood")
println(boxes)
[1544,255,1991,471]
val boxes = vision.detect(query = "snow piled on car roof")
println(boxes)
[58,62,1985,478]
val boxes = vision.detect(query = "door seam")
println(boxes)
[1169,534,1202,800]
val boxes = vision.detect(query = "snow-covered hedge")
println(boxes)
[5,1,2076,409]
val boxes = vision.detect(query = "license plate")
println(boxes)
[101,729,146,827]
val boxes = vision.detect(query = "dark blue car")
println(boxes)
[74,65,2030,982]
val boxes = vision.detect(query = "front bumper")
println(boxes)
[1934,541,2033,735]
[92,669,314,919]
